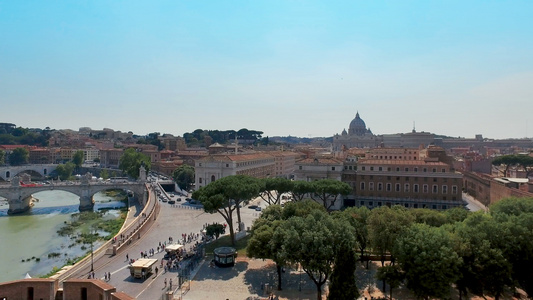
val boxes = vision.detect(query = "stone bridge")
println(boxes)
[0,172,148,215]
[0,164,58,181]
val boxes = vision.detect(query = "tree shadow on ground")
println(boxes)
[243,262,325,299]
[192,260,249,281]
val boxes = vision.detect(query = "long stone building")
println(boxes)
[295,146,464,210]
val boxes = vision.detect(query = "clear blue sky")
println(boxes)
[1,1,532,139]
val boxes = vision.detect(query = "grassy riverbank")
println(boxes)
[36,190,128,278]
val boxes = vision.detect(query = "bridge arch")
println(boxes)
[0,164,58,181]
[0,180,147,215]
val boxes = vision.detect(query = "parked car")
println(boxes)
[248,205,258,209]
[255,207,262,211]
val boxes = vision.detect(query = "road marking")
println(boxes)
[135,270,167,298]
[111,265,129,275]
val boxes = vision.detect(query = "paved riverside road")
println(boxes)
[82,192,263,299]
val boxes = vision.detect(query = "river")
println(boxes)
[0,190,126,283]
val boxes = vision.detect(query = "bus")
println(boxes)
[129,258,158,279]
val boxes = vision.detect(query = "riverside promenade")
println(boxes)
[53,183,159,284]
[53,183,260,299]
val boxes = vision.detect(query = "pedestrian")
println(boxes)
[169,278,172,290]
[126,253,129,261]
[104,272,108,281]
[108,272,111,281]
[164,278,167,288]
[155,266,158,276]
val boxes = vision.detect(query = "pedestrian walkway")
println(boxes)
[182,257,321,300]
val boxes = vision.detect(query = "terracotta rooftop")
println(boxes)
[198,153,274,162]
[0,145,30,150]
[297,158,344,165]
[64,279,115,290]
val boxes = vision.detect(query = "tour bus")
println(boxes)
[164,244,184,259]
[129,258,158,279]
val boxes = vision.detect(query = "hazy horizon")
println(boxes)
[1,1,532,139]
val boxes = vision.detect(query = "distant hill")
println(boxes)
[270,136,333,144]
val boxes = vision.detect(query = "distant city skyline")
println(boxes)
[1,1,532,139]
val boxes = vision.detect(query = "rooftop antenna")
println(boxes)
[412,121,416,133]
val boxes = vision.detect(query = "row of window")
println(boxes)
[359,201,457,209]
[236,159,273,167]
[361,166,447,173]
[298,166,341,170]
[198,175,217,184]
[370,155,418,160]
[359,175,458,182]
[360,182,458,194]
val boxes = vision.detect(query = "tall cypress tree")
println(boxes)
[328,247,359,300]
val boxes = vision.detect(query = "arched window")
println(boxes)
[44,169,47,175]
[5,171,10,178]
[211,175,216,182]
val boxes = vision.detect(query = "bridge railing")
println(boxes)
[54,182,158,283]
[114,184,160,254]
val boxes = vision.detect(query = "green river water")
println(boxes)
[0,190,125,282]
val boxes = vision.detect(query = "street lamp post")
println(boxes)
[90,240,94,272]
[89,228,97,272]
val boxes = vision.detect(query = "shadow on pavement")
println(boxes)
[193,261,249,281]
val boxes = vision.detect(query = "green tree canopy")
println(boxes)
[247,205,286,290]
[341,206,371,265]
[172,164,195,191]
[368,205,414,266]
[205,223,225,239]
[395,223,461,300]
[488,198,533,297]
[281,199,326,219]
[290,180,314,201]
[328,247,359,300]
[118,148,151,179]
[504,213,533,297]
[410,208,449,227]
[55,162,76,180]
[100,169,109,180]
[310,179,352,211]
[257,177,293,205]
[492,154,533,178]
[453,213,512,300]
[276,209,356,300]
[11,127,28,137]
[193,175,261,245]
[8,147,29,165]
[444,207,470,223]
[72,150,84,169]
[376,264,404,300]
[490,197,533,217]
